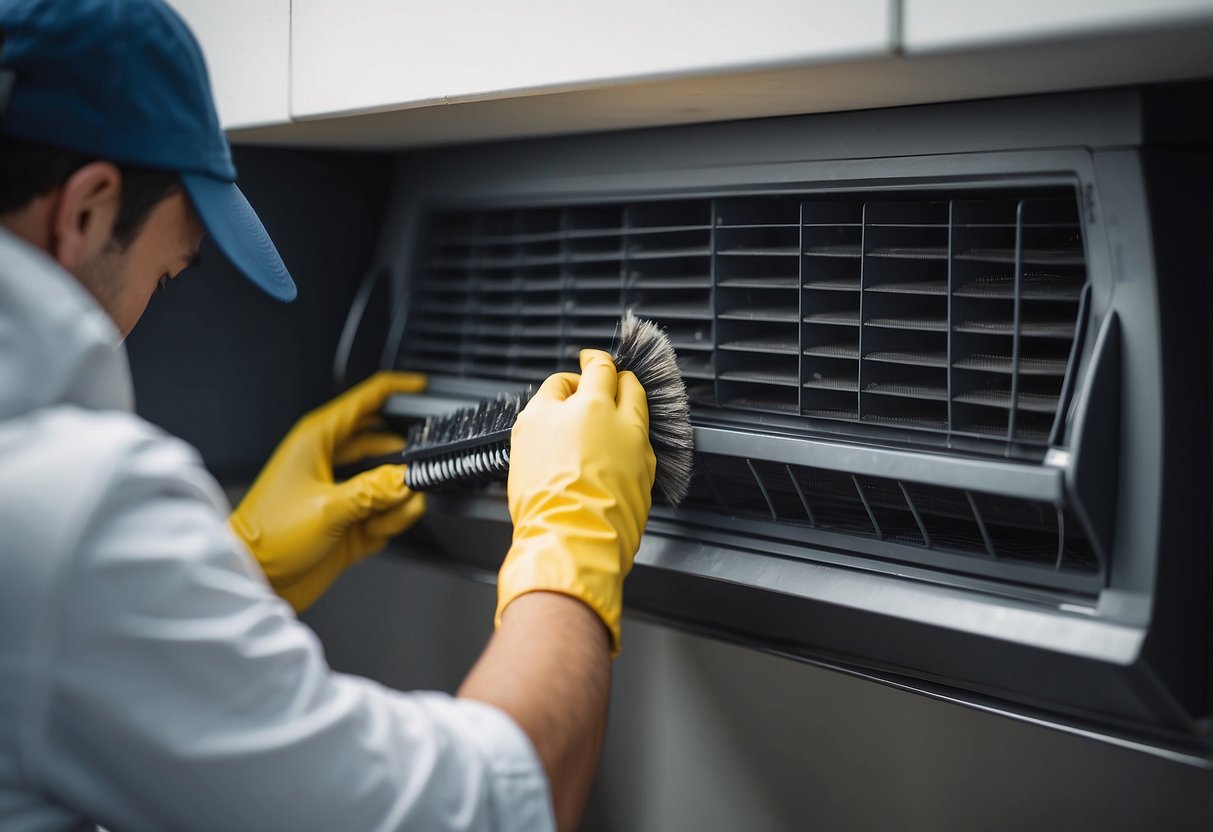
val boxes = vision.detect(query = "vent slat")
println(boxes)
[415,300,468,315]
[408,335,464,351]
[956,247,1084,266]
[633,302,713,320]
[493,324,564,338]
[468,344,561,359]
[805,245,863,258]
[519,279,563,293]
[957,320,1075,339]
[632,276,712,289]
[954,389,1060,413]
[866,317,948,332]
[566,304,622,317]
[565,327,618,341]
[668,339,714,352]
[720,307,799,323]
[865,382,948,402]
[804,311,861,326]
[804,343,860,359]
[571,276,624,290]
[804,277,861,291]
[716,222,800,229]
[722,396,800,413]
[866,280,948,296]
[408,317,467,333]
[954,274,1083,301]
[438,223,712,246]
[720,338,799,354]
[718,247,800,257]
[720,369,799,387]
[628,246,712,260]
[567,251,626,265]
[718,276,798,289]
[865,350,948,368]
[804,377,859,392]
[407,358,465,374]
[954,354,1068,376]
[864,413,949,430]
[867,247,949,260]
[469,306,527,318]
[805,407,860,420]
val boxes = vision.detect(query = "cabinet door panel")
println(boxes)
[904,0,1213,52]
[290,0,894,119]
[167,0,290,130]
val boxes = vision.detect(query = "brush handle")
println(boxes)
[405,439,512,491]
[402,420,516,490]
[332,425,518,489]
[331,451,406,482]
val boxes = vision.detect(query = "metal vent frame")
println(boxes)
[394,179,1108,595]
[370,91,1212,755]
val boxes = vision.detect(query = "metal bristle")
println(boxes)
[402,313,694,506]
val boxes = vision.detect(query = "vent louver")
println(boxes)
[402,186,1087,458]
[677,453,1099,591]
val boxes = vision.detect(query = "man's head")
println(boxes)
[0,0,295,336]
[0,135,202,336]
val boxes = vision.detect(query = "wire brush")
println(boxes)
[348,313,694,506]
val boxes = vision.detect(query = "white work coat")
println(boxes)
[0,228,554,832]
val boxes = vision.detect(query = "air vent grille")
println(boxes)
[401,187,1087,456]
[673,452,1100,591]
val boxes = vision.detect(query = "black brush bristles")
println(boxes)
[401,313,695,504]
[612,312,693,505]
[404,391,528,491]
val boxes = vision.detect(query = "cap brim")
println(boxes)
[181,173,297,302]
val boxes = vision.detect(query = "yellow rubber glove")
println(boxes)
[496,350,657,656]
[230,371,427,612]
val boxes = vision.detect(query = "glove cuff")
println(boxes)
[495,540,624,657]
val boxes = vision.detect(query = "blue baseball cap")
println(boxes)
[0,0,296,301]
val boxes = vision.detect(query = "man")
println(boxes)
[0,1,655,830]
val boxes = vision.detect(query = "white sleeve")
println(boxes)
[25,434,554,832]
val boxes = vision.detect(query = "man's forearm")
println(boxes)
[458,591,611,832]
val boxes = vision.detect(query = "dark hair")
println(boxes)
[0,134,181,246]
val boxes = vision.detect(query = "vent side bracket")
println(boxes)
[1064,311,1121,577]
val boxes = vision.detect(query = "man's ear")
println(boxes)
[51,161,122,270]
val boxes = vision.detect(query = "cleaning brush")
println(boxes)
[383,312,694,505]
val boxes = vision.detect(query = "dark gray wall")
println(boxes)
[126,146,389,481]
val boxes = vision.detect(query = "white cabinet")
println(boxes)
[204,1,1211,148]
[903,0,1213,52]
[166,0,290,130]
[289,0,895,120]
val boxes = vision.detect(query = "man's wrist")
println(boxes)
[494,589,611,654]
[498,591,612,655]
